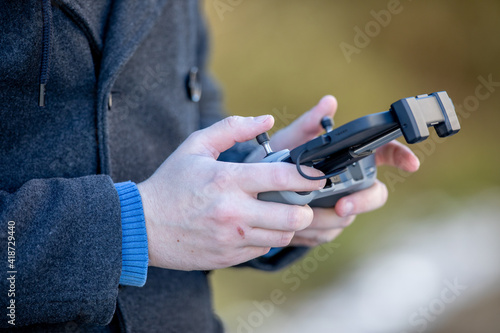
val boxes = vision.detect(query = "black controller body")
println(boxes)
[257,91,461,207]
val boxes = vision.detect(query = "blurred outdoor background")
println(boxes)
[203,1,500,332]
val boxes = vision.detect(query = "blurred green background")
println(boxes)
[202,1,500,332]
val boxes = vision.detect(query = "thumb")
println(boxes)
[272,95,338,151]
[184,115,274,158]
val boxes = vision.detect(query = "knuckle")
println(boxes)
[271,165,290,188]
[212,169,232,190]
[222,115,241,129]
[286,207,302,230]
[278,231,294,247]
[286,206,300,230]
[210,202,237,226]
[286,206,312,231]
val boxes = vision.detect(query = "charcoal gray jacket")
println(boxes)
[0,0,307,331]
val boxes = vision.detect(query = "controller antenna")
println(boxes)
[321,116,334,133]
[256,132,273,156]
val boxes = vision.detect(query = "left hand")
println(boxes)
[269,95,420,247]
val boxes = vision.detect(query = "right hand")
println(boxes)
[138,115,325,271]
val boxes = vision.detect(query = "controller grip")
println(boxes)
[309,169,376,207]
[258,190,317,206]
[258,155,377,207]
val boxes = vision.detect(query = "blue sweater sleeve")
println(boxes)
[262,247,283,258]
[114,181,149,287]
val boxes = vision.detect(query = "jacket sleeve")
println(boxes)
[0,175,122,328]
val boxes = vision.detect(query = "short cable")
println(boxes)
[294,149,345,181]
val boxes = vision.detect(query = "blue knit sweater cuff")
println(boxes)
[262,247,283,258]
[115,181,149,287]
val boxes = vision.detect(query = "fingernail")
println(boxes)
[403,156,420,172]
[413,156,421,171]
[254,115,270,123]
[342,200,353,217]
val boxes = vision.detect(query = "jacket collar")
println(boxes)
[54,0,112,54]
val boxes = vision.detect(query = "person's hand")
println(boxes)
[268,95,420,247]
[137,115,326,271]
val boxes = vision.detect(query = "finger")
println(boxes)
[309,207,356,230]
[289,229,344,247]
[271,95,338,151]
[244,228,296,248]
[227,246,272,267]
[375,140,420,172]
[184,115,275,158]
[243,200,314,232]
[237,162,326,193]
[335,180,388,217]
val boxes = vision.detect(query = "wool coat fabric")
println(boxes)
[0,0,308,331]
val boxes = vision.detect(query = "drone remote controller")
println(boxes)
[256,91,460,207]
